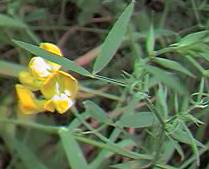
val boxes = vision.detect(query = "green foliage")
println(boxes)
[93,1,134,74]
[1,0,209,169]
[117,112,158,128]
[12,40,92,77]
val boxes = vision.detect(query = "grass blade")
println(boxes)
[83,100,111,124]
[12,40,92,77]
[117,112,158,128]
[93,1,134,74]
[145,65,187,94]
[59,128,89,169]
[154,57,194,77]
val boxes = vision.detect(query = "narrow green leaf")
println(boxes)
[117,112,158,128]
[0,60,26,77]
[12,40,92,77]
[75,135,152,160]
[83,100,111,124]
[156,85,168,118]
[154,57,194,77]
[93,1,134,74]
[0,14,26,28]
[145,65,187,94]
[146,23,155,54]
[176,31,209,47]
[59,128,89,169]
[170,125,204,148]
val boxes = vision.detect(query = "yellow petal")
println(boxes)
[51,94,74,114]
[44,100,55,112]
[29,57,52,79]
[16,84,44,114]
[41,71,79,99]
[40,43,63,56]
[40,43,63,70]
[18,71,42,90]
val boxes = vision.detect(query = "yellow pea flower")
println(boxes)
[16,42,79,115]
[41,71,79,114]
[16,84,45,114]
[29,43,63,80]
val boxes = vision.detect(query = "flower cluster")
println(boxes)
[16,43,79,114]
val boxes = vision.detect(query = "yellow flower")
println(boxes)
[16,42,79,115]
[29,43,63,80]
[41,71,79,114]
[16,84,45,114]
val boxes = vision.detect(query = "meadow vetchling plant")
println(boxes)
[16,43,79,114]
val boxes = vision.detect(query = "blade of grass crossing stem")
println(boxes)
[92,1,134,74]
[0,60,26,77]
[12,40,92,77]
[59,128,89,169]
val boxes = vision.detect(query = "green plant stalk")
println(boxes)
[0,118,153,160]
[80,85,122,101]
[145,99,166,166]
[71,106,111,143]
[0,118,59,133]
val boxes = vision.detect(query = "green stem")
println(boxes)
[0,119,59,134]
[0,118,152,160]
[145,99,166,167]
[80,85,122,101]
[154,46,177,57]
[74,134,153,160]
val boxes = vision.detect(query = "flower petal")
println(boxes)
[41,71,79,99]
[40,43,63,56]
[51,94,74,114]
[16,84,45,114]
[29,57,52,79]
[18,71,42,90]
[40,43,63,71]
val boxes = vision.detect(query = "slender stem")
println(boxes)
[154,46,177,57]
[74,134,153,160]
[145,98,166,167]
[145,99,165,127]
[80,85,123,101]
[0,119,59,134]
[0,118,153,160]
